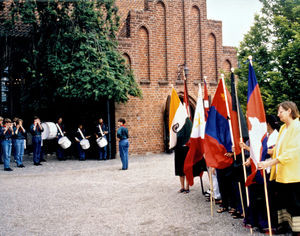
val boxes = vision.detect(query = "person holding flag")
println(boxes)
[258,101,300,234]
[204,77,237,213]
[183,83,206,187]
[169,86,192,193]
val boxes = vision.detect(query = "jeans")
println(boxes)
[77,143,85,160]
[57,138,64,159]
[119,139,129,169]
[0,142,3,163]
[12,139,16,161]
[14,139,24,165]
[99,143,107,160]
[32,136,42,164]
[2,140,12,169]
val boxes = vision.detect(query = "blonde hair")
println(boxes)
[278,101,299,120]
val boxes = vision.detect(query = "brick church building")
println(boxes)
[114,0,237,154]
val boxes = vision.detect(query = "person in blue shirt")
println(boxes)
[0,116,3,165]
[56,117,66,161]
[95,118,108,160]
[13,119,26,168]
[117,118,129,170]
[30,116,44,166]
[75,124,90,161]
[1,118,14,171]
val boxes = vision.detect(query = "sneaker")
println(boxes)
[4,168,13,171]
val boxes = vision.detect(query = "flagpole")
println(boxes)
[248,55,272,235]
[221,73,245,219]
[232,68,251,207]
[209,169,214,217]
[263,169,272,236]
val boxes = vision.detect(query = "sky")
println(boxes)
[206,0,263,47]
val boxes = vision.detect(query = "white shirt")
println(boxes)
[266,129,279,173]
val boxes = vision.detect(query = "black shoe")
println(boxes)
[34,162,42,166]
[17,164,25,168]
[0,161,3,164]
[40,159,47,162]
[4,168,13,171]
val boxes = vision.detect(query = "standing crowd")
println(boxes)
[0,116,129,171]
[175,101,300,235]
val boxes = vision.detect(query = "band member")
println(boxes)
[95,118,108,160]
[117,118,129,170]
[1,118,14,171]
[30,116,44,166]
[75,124,90,161]
[0,116,3,164]
[12,117,18,162]
[13,119,26,168]
[56,117,66,161]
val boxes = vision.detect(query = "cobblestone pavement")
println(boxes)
[0,153,261,235]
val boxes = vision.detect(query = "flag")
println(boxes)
[204,79,233,169]
[230,72,248,141]
[203,79,209,119]
[245,62,268,186]
[169,87,192,149]
[184,83,206,186]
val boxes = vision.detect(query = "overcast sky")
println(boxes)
[206,0,263,47]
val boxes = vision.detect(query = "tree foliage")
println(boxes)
[4,0,141,112]
[236,0,300,114]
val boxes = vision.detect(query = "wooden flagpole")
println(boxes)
[232,68,251,207]
[263,169,272,236]
[221,74,246,217]
[209,169,214,217]
[232,68,252,234]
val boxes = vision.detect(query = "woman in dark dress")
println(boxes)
[174,145,189,193]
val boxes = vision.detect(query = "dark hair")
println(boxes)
[16,119,23,125]
[4,118,11,124]
[33,116,39,120]
[118,118,126,124]
[278,101,299,120]
[266,115,280,131]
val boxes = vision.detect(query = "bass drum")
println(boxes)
[58,136,72,149]
[41,122,58,140]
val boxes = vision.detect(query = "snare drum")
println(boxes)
[58,136,71,149]
[96,137,108,148]
[41,122,58,140]
[80,139,90,150]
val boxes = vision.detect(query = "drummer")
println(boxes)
[30,116,44,166]
[56,117,66,161]
[75,124,90,161]
[95,118,108,160]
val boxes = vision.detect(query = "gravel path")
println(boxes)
[0,153,260,235]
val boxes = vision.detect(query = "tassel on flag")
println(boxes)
[184,83,206,186]
[245,59,268,186]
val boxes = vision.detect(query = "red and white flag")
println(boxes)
[184,83,206,186]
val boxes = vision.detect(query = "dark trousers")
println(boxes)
[216,165,236,209]
[32,136,42,164]
[77,143,85,160]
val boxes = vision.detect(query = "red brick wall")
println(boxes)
[116,0,237,155]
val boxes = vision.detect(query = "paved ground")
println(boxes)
[0,153,259,235]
